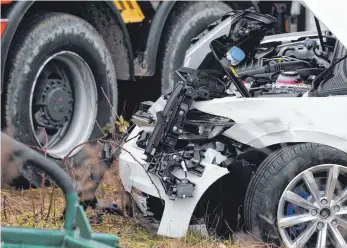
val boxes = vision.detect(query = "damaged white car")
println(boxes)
[119,1,347,247]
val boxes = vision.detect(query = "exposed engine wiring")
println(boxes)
[281,47,295,56]
[315,16,326,52]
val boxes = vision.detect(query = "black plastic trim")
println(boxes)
[105,1,135,81]
[1,1,33,90]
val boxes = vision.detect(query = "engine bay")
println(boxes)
[234,36,334,97]
[194,11,339,98]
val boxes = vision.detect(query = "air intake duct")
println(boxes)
[237,61,308,77]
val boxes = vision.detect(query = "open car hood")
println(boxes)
[301,0,347,48]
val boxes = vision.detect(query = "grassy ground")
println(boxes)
[1,161,276,248]
[1,165,226,248]
[1,189,231,248]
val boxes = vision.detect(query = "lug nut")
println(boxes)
[331,219,338,227]
[317,222,324,229]
[334,205,341,212]
[321,199,328,206]
[311,209,318,216]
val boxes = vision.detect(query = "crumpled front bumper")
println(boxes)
[118,126,229,238]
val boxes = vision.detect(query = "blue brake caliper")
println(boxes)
[286,186,309,235]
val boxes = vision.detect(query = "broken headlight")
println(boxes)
[183,110,235,140]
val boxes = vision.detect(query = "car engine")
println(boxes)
[188,10,337,98]
[233,36,333,97]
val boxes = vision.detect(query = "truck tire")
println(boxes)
[244,143,347,247]
[5,12,118,186]
[159,1,232,94]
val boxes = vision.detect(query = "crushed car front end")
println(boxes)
[119,125,230,237]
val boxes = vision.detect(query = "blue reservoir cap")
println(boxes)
[227,46,245,65]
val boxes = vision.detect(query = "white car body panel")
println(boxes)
[193,96,347,153]
[183,16,233,68]
[119,1,347,239]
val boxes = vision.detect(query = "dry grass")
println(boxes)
[0,133,277,248]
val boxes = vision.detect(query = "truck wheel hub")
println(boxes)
[38,79,73,128]
[30,51,98,158]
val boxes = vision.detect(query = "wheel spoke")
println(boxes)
[303,171,321,205]
[334,188,347,206]
[337,217,347,230]
[278,214,318,228]
[325,165,340,205]
[283,191,318,210]
[329,223,347,248]
[290,221,318,248]
[336,208,347,216]
[316,224,327,248]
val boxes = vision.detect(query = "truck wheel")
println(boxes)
[5,13,117,186]
[159,1,232,94]
[244,143,347,247]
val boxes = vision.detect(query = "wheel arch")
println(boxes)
[246,131,347,155]
[191,145,275,232]
[1,0,134,92]
[193,136,347,233]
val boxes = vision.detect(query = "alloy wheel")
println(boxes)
[278,164,347,248]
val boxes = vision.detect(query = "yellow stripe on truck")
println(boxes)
[114,0,145,23]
